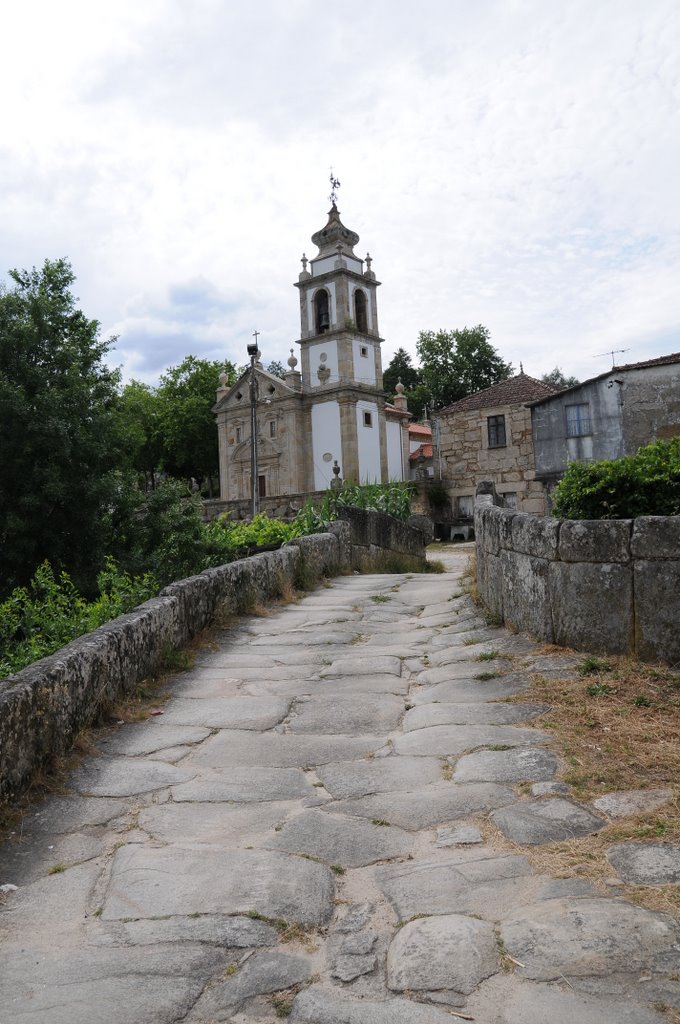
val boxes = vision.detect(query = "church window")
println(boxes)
[354,289,368,333]
[487,415,506,448]
[235,391,243,401]
[258,475,266,497]
[236,425,242,443]
[360,345,368,357]
[363,410,373,427]
[269,420,277,438]
[314,289,330,334]
[268,384,276,395]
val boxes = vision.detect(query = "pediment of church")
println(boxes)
[231,436,281,464]
[214,366,298,414]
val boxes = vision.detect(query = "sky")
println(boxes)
[2,0,679,390]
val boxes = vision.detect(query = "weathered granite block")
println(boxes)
[558,519,632,564]
[474,505,501,556]
[510,513,560,560]
[634,560,680,663]
[498,509,518,551]
[631,516,680,559]
[549,562,633,654]
[500,550,553,640]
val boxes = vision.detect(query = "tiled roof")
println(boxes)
[529,351,680,407]
[439,373,558,415]
[410,443,433,461]
[409,423,432,437]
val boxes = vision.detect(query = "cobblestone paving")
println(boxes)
[1,548,679,1023]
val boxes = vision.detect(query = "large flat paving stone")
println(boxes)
[491,798,605,844]
[171,766,316,802]
[332,782,516,830]
[607,842,680,885]
[418,661,511,684]
[159,696,291,730]
[501,897,680,979]
[264,809,414,866]
[188,951,312,1020]
[466,974,667,1024]
[138,802,296,845]
[114,913,278,948]
[454,747,558,783]
[102,846,334,925]
[412,676,531,704]
[70,757,195,797]
[291,985,457,1023]
[0,944,223,1024]
[244,674,411,696]
[403,702,548,730]
[316,756,443,799]
[394,724,549,757]
[99,723,211,756]
[592,787,674,819]
[21,796,127,834]
[187,730,384,768]
[320,655,402,677]
[289,694,404,735]
[376,853,594,921]
[387,914,499,995]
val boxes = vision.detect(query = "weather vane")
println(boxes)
[328,167,341,206]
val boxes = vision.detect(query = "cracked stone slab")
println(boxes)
[112,913,279,948]
[418,660,513,684]
[187,730,384,768]
[394,724,550,757]
[171,766,317,802]
[320,654,402,677]
[289,694,404,735]
[435,824,483,846]
[403,702,548,730]
[263,809,414,866]
[316,756,443,800]
[412,676,531,704]
[291,985,458,1023]
[335,902,374,932]
[0,943,224,1024]
[606,842,680,885]
[102,846,334,925]
[387,914,499,995]
[98,723,211,756]
[20,796,127,834]
[592,788,673,820]
[330,953,377,981]
[465,974,667,1024]
[454,747,558,783]
[244,674,411,696]
[0,831,104,886]
[376,854,594,920]
[138,802,298,845]
[491,798,605,844]
[501,897,680,980]
[188,951,312,1020]
[159,695,291,730]
[70,757,195,797]
[332,781,516,830]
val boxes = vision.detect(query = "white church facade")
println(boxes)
[214,203,410,510]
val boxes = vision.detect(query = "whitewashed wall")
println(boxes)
[355,400,381,482]
[386,419,404,480]
[312,400,342,489]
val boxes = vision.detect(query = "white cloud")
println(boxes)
[2,0,679,387]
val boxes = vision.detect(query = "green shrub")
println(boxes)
[551,438,680,520]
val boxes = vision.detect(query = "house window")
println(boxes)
[269,420,276,438]
[314,289,330,334]
[354,289,368,333]
[566,403,591,437]
[363,411,373,427]
[458,495,474,517]
[503,492,518,509]
[487,415,506,448]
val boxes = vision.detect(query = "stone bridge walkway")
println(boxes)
[1,548,679,1023]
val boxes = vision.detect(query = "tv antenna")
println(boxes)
[594,348,630,368]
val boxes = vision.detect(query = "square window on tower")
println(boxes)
[363,411,373,427]
[360,345,368,357]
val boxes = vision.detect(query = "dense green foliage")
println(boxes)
[416,325,513,410]
[541,366,580,389]
[552,438,680,519]
[0,259,123,596]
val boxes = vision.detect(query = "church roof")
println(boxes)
[439,373,558,415]
[311,204,360,257]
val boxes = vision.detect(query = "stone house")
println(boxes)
[436,372,558,520]
[529,352,680,501]
[213,204,410,512]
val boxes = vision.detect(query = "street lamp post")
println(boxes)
[247,333,260,518]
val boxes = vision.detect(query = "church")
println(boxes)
[214,202,410,509]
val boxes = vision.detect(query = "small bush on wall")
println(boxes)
[552,437,680,519]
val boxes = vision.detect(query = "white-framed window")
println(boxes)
[566,403,591,437]
[363,410,373,427]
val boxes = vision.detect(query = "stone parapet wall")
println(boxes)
[0,509,426,804]
[335,506,426,570]
[475,503,680,663]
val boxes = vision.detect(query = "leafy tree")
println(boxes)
[382,347,422,396]
[0,258,122,597]
[416,325,513,410]
[116,380,164,489]
[156,355,235,496]
[266,359,286,379]
[542,367,580,389]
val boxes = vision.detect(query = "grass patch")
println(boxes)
[370,594,391,604]
[475,671,501,681]
[330,864,346,875]
[371,818,391,827]
[477,651,499,661]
